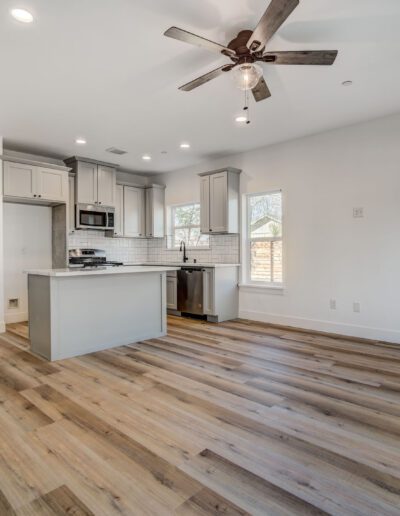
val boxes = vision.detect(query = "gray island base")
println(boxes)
[27,266,179,361]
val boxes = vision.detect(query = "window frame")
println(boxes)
[168,202,210,250]
[245,189,284,287]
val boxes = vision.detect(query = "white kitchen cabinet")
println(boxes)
[113,184,124,237]
[146,185,165,238]
[68,176,75,233]
[203,266,239,322]
[65,158,116,207]
[3,162,36,199]
[97,165,116,206]
[3,160,68,204]
[36,167,67,202]
[124,186,145,237]
[202,268,215,315]
[166,272,178,310]
[76,161,98,205]
[200,176,210,234]
[199,168,241,234]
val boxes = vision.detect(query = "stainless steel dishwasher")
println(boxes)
[177,267,204,315]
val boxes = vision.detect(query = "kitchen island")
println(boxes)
[26,266,178,361]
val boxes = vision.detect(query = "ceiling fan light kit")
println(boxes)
[164,0,338,103]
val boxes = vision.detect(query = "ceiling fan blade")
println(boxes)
[247,0,299,51]
[164,27,235,57]
[252,77,271,102]
[262,50,338,65]
[179,65,233,92]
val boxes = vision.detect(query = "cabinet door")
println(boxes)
[36,167,67,202]
[210,172,228,233]
[68,176,75,233]
[124,186,145,237]
[166,276,177,310]
[97,165,116,207]
[114,184,124,237]
[146,187,165,238]
[76,162,98,204]
[3,162,37,199]
[203,268,215,315]
[200,176,210,233]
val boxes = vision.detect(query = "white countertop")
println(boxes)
[26,266,180,277]
[126,262,241,268]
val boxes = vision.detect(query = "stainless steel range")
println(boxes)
[69,249,123,270]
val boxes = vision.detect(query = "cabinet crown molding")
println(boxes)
[64,156,119,169]
[198,167,242,177]
[1,155,71,172]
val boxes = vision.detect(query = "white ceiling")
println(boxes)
[1,0,400,173]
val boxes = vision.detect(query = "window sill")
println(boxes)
[239,283,285,294]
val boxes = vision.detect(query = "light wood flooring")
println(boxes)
[1,316,400,515]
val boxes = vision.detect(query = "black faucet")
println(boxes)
[180,241,189,263]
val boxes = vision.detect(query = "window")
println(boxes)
[169,203,209,249]
[246,191,283,285]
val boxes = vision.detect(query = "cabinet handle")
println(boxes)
[98,201,102,205]
[33,194,37,198]
[38,195,42,198]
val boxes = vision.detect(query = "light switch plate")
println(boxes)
[353,207,364,218]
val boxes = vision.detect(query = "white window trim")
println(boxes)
[167,202,210,250]
[243,189,284,287]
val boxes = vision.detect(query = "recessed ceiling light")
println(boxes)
[180,143,190,149]
[342,80,353,86]
[75,138,87,145]
[235,115,248,123]
[11,8,34,23]
[142,154,152,161]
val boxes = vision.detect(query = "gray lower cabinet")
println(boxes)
[166,271,178,310]
[203,266,239,322]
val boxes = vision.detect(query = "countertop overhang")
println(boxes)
[25,266,180,277]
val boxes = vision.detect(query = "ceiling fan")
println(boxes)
[164,0,338,102]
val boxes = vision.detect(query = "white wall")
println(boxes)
[3,204,52,323]
[154,113,400,343]
[0,137,4,332]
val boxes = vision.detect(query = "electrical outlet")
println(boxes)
[353,207,364,218]
[329,299,337,310]
[353,302,361,313]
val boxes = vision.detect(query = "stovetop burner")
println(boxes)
[68,248,123,269]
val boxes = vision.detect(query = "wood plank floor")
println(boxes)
[1,316,400,515]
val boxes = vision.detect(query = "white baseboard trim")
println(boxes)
[4,312,28,324]
[239,309,400,344]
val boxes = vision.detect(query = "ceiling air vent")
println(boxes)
[106,147,127,155]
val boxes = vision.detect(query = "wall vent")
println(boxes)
[8,298,19,309]
[106,147,127,155]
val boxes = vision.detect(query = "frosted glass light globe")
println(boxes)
[233,63,263,91]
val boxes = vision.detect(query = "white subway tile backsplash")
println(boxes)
[68,232,239,265]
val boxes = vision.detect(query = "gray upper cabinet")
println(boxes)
[76,161,98,204]
[113,184,124,237]
[3,160,68,204]
[65,157,116,207]
[199,168,241,234]
[68,175,75,233]
[97,165,116,206]
[124,186,145,238]
[146,185,165,238]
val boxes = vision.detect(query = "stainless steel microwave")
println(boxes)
[76,204,115,231]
